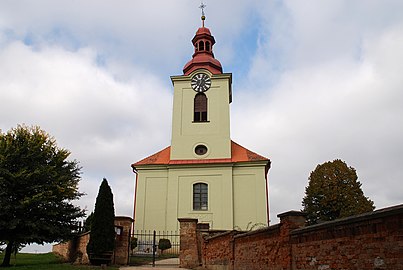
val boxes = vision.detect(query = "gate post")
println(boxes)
[113,216,134,265]
[152,230,156,267]
[178,218,199,269]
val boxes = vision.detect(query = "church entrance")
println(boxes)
[129,230,180,267]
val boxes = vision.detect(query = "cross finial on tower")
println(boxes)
[199,1,206,27]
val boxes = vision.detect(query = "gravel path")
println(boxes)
[120,258,191,269]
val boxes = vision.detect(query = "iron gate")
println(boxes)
[130,230,179,267]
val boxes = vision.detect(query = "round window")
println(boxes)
[195,145,208,156]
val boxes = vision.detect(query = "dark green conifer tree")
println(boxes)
[86,178,115,263]
[83,212,94,232]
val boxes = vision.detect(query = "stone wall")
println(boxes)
[52,216,133,265]
[52,232,90,264]
[178,204,403,270]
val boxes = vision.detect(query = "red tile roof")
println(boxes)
[132,141,269,167]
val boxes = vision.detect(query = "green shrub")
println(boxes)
[130,237,137,253]
[158,239,171,254]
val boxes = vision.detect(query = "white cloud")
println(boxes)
[0,40,172,218]
[232,10,403,221]
[1,0,403,252]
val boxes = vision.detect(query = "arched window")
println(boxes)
[199,41,205,51]
[194,93,207,122]
[193,183,208,211]
[205,41,210,52]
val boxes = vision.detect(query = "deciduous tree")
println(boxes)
[302,159,375,225]
[0,125,84,267]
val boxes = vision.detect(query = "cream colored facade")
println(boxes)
[132,21,270,232]
[134,162,268,232]
[170,70,232,160]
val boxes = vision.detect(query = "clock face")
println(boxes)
[191,73,211,92]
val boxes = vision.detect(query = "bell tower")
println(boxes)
[170,14,232,160]
[132,7,270,232]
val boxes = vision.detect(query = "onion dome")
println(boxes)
[183,16,223,75]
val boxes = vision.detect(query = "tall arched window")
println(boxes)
[193,183,208,211]
[194,93,207,122]
[199,41,205,51]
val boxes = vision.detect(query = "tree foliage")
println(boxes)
[130,237,137,254]
[83,212,94,233]
[0,125,85,267]
[86,178,115,263]
[302,159,375,225]
[158,239,171,254]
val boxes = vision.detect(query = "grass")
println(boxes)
[129,253,178,266]
[0,253,119,270]
[129,255,153,266]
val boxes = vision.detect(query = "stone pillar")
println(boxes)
[113,216,134,265]
[178,218,200,269]
[277,211,307,231]
[197,223,210,266]
[277,211,307,270]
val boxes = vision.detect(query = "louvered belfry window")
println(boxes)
[194,93,207,122]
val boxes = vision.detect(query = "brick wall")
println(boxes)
[113,216,133,265]
[178,218,200,269]
[290,206,403,270]
[204,231,238,268]
[233,224,283,270]
[52,216,133,265]
[179,204,403,270]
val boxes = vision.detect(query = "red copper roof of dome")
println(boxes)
[183,26,223,75]
[183,54,222,75]
[195,27,212,36]
[132,141,269,167]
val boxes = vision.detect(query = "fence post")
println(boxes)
[152,230,156,267]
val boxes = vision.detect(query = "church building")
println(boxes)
[131,15,271,232]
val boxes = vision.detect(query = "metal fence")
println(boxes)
[130,230,179,266]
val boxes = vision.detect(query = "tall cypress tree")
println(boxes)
[86,178,115,263]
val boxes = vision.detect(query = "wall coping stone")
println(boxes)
[197,223,210,231]
[178,218,198,223]
[115,216,134,222]
[205,229,228,234]
[204,230,240,241]
[291,203,403,235]
[277,210,307,218]
[234,224,281,240]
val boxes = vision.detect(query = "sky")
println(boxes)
[1,0,402,253]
